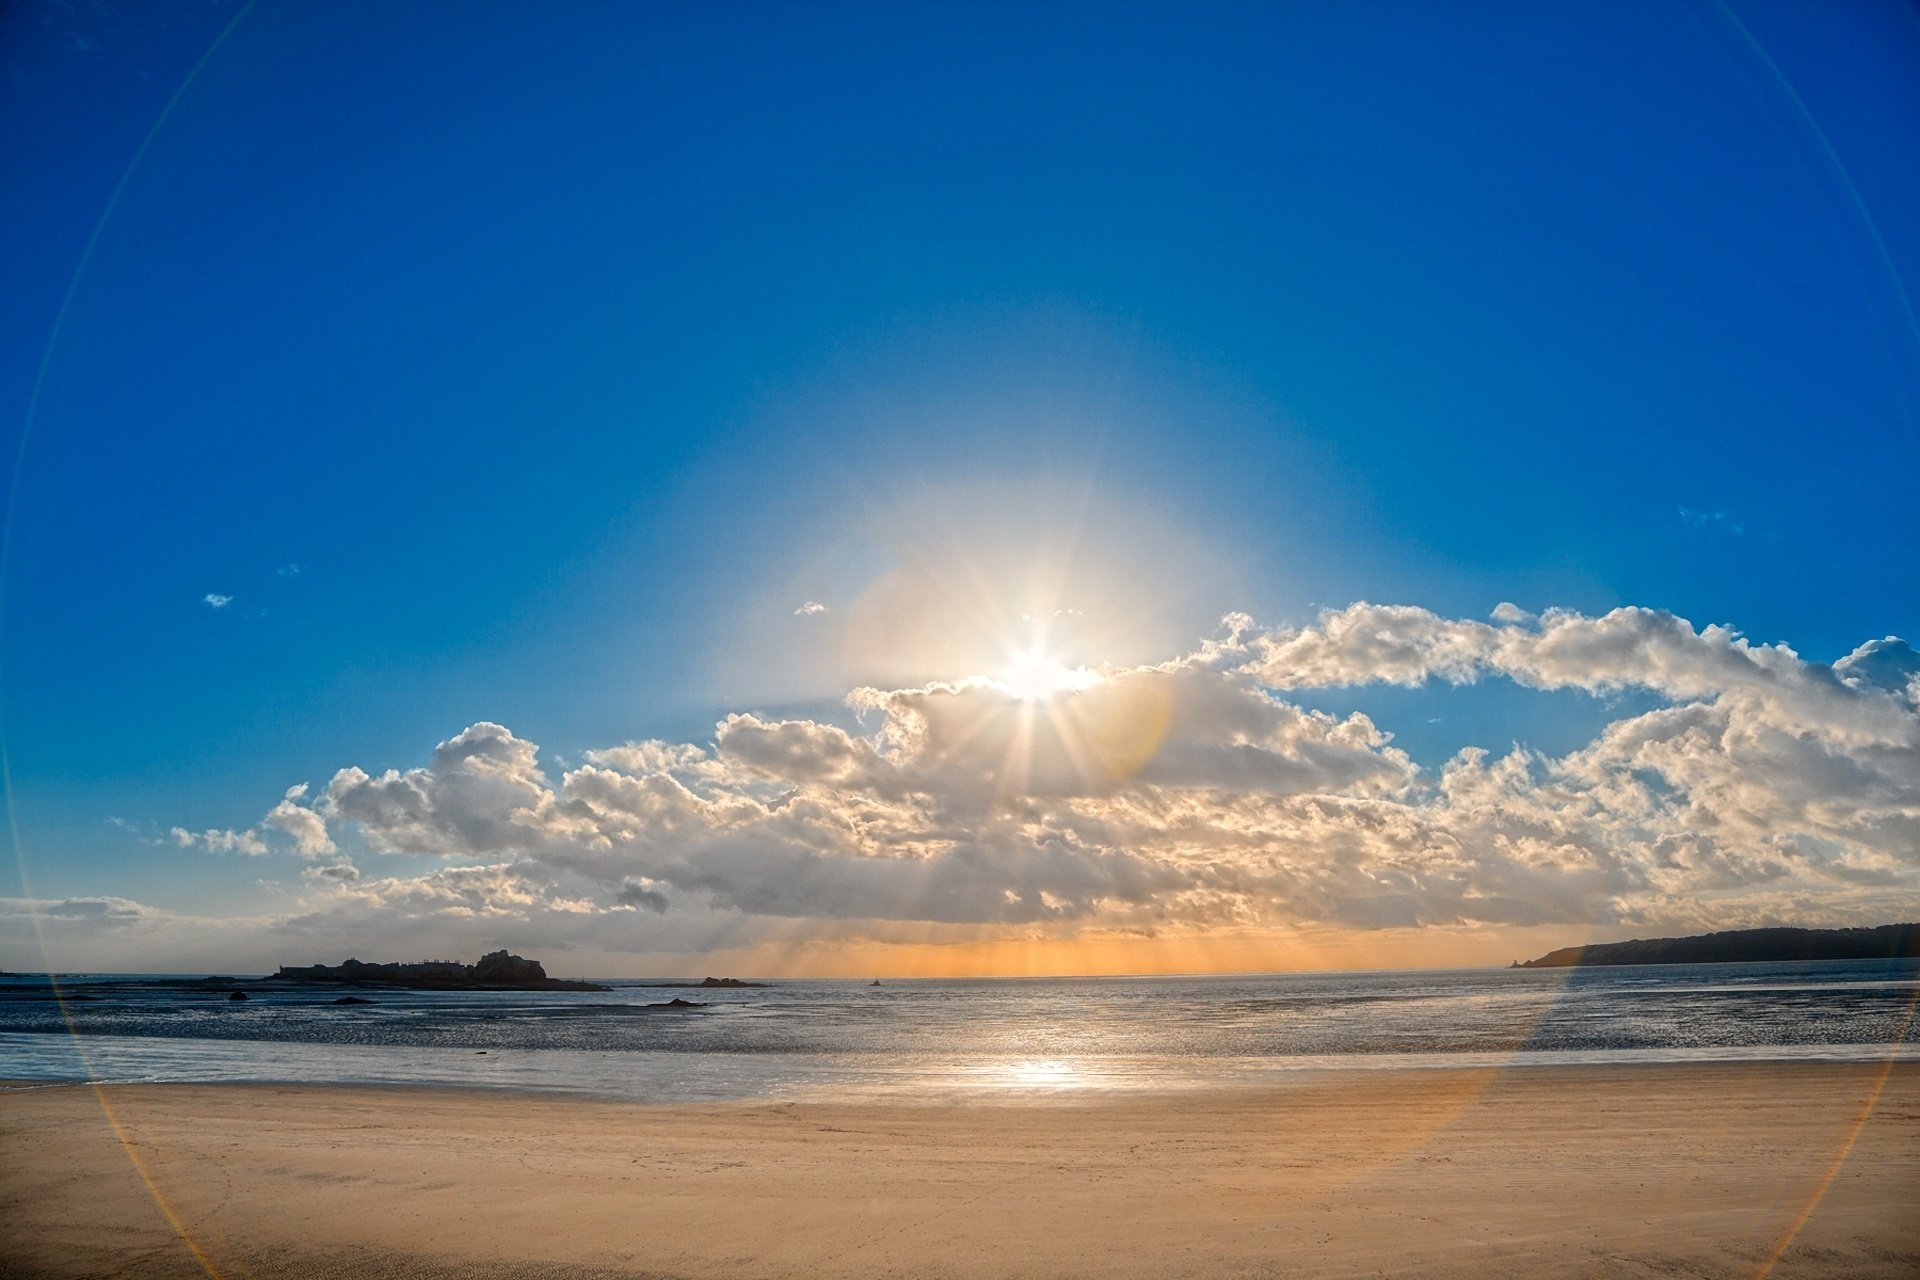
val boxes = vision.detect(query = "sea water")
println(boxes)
[2,959,1914,1102]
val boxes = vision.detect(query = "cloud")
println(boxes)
[124,603,1917,956]
[276,563,303,577]
[0,896,158,925]
[345,862,548,917]
[202,593,232,609]
[170,826,268,856]
[1242,604,1918,745]
[794,600,829,616]
[263,784,336,858]
[1677,505,1745,535]
[614,879,670,912]
[582,740,714,776]
[322,722,560,858]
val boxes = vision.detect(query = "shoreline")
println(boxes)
[5,1034,1919,1109]
[5,1048,1917,1101]
[4,1061,1916,1278]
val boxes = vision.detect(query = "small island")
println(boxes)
[1512,923,1920,968]
[275,950,609,992]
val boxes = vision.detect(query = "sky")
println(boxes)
[1,0,1916,976]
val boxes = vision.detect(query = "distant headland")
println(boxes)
[275,950,609,992]
[1512,923,1919,969]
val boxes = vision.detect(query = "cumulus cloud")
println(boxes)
[132,603,1917,953]
[264,784,335,858]
[202,593,232,609]
[1242,604,1919,747]
[794,600,829,616]
[323,722,559,858]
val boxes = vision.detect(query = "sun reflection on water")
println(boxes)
[974,1057,1101,1092]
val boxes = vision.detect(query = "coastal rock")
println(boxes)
[473,950,547,985]
[645,997,708,1009]
[274,952,608,992]
[331,995,376,1005]
[227,990,249,1001]
[697,976,766,988]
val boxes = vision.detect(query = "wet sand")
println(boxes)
[2,1062,1916,1279]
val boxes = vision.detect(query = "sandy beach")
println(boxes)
[3,1062,1915,1280]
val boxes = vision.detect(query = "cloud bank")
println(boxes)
[33,603,1920,970]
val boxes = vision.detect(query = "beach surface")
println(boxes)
[3,1062,1915,1279]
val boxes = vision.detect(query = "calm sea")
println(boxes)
[3,959,1915,1103]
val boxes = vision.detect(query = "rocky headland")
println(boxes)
[1512,923,1919,968]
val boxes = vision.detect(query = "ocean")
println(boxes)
[3,959,1915,1103]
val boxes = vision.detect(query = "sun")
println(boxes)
[999,649,1099,702]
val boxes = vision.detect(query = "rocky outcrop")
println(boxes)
[275,952,608,991]
[473,951,547,985]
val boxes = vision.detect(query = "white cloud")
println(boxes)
[582,740,715,777]
[121,603,1917,954]
[263,784,336,858]
[794,600,829,616]
[344,862,546,917]
[170,826,268,856]
[202,593,232,609]
[322,722,560,858]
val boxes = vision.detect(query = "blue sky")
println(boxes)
[2,2,1916,974]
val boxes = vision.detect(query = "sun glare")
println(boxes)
[999,651,1098,702]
